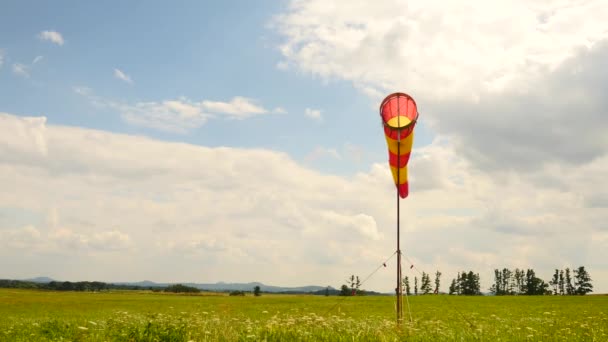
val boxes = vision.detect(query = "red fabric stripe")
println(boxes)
[388,151,411,168]
[384,126,414,141]
[380,93,418,140]
[398,182,409,198]
[380,94,417,123]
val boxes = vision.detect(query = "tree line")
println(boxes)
[0,279,113,291]
[402,271,446,295]
[349,265,593,296]
[490,266,592,296]
[0,279,203,293]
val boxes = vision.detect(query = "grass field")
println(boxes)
[1,289,606,341]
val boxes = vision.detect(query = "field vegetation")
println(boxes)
[1,288,606,341]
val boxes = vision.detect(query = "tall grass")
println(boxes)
[1,289,606,341]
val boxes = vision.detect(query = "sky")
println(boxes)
[1,0,607,294]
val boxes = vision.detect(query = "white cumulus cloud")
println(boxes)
[0,112,606,292]
[305,108,322,122]
[38,30,65,46]
[273,0,608,178]
[274,0,608,99]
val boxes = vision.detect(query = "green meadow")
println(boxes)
[1,289,606,341]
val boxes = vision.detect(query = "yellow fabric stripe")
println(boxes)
[385,131,414,155]
[386,115,411,128]
[390,166,408,185]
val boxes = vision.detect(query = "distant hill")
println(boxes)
[24,277,55,283]
[190,282,329,293]
[115,280,165,288]
[19,277,383,294]
[119,281,331,293]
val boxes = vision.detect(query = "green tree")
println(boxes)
[165,284,200,293]
[414,277,418,296]
[434,271,442,294]
[565,268,574,295]
[524,269,549,295]
[403,276,411,296]
[501,268,512,295]
[465,271,481,295]
[550,269,559,295]
[515,269,525,295]
[558,270,565,295]
[459,271,469,294]
[493,269,502,295]
[574,266,593,295]
[253,285,261,297]
[449,279,456,295]
[346,275,361,295]
[339,284,350,296]
[421,272,432,295]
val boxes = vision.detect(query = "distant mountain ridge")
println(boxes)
[24,277,55,283]
[115,281,331,293]
[22,277,333,293]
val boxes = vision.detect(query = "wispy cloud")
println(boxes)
[114,68,133,84]
[276,61,289,70]
[73,88,282,133]
[12,57,44,78]
[273,107,287,114]
[305,108,322,122]
[0,50,4,68]
[38,30,64,46]
[120,98,208,133]
[201,97,267,119]
[12,63,29,78]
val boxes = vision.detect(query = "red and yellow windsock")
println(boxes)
[379,93,418,198]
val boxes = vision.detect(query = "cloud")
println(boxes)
[274,0,608,99]
[113,68,133,84]
[0,112,606,292]
[74,88,280,133]
[0,114,48,157]
[119,98,208,133]
[276,61,289,70]
[317,211,382,241]
[38,30,64,46]
[89,230,132,251]
[12,63,29,77]
[200,96,268,119]
[273,107,287,114]
[11,56,45,78]
[429,42,608,173]
[0,225,42,249]
[305,108,322,122]
[274,1,608,178]
[0,50,4,68]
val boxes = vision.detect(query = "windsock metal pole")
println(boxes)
[396,106,403,324]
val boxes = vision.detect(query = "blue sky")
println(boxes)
[1,0,607,293]
[1,0,434,176]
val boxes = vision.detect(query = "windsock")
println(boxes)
[379,93,418,198]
